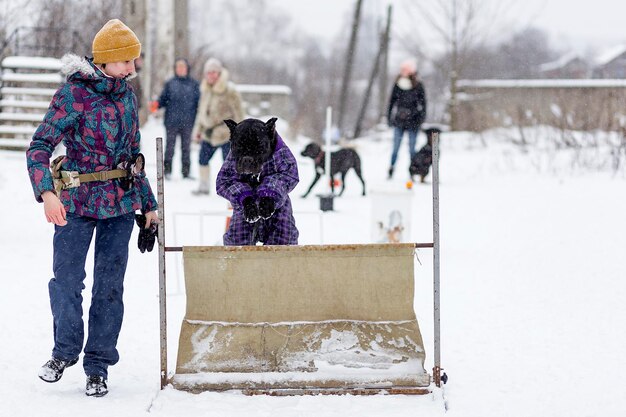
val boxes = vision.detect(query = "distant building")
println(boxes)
[592,45,626,78]
[538,53,589,79]
[455,79,626,132]
[536,46,626,79]
[236,84,292,122]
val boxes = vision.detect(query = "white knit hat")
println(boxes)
[203,57,223,73]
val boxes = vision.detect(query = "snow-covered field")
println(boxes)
[1,118,625,417]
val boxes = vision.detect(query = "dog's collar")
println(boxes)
[314,150,325,165]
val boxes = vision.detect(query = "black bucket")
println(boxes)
[318,194,334,212]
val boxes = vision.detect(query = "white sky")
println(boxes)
[271,0,626,54]
[519,0,626,49]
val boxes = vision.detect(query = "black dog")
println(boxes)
[409,127,440,183]
[216,117,299,245]
[300,142,366,198]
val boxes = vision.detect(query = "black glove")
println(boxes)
[242,197,261,223]
[258,196,275,219]
[135,213,158,253]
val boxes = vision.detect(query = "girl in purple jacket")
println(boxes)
[26,19,157,397]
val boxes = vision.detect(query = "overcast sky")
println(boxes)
[519,0,626,49]
[271,0,626,55]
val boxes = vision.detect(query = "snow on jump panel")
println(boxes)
[172,244,430,392]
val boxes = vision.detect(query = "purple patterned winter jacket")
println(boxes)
[216,134,299,245]
[26,54,157,219]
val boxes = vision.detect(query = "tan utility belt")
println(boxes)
[50,154,145,194]
[54,169,127,193]
[60,169,128,188]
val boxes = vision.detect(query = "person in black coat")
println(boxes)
[157,58,200,178]
[386,59,427,179]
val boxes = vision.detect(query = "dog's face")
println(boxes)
[300,143,322,159]
[225,117,277,175]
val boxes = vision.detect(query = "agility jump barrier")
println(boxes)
[154,132,444,395]
[171,243,429,393]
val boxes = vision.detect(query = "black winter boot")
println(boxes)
[38,356,79,383]
[85,375,108,397]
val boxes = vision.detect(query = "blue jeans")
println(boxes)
[390,127,419,167]
[199,141,231,166]
[49,212,135,378]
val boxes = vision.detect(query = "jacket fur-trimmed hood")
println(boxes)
[59,53,136,95]
[60,54,95,80]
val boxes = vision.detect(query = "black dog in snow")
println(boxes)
[409,127,441,183]
[300,142,366,198]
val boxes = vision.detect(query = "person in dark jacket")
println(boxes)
[157,58,200,178]
[387,59,427,179]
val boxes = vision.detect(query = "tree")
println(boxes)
[398,0,513,129]
[434,27,558,80]
[494,28,557,79]
[185,0,383,139]
[337,0,363,134]
[31,0,122,57]
[188,0,325,137]
[353,5,392,139]
[330,8,386,137]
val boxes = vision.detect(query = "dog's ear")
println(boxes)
[224,119,238,135]
[265,117,278,133]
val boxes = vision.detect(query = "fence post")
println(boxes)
[156,137,168,389]
[432,132,442,387]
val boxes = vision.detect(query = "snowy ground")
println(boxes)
[1,118,625,417]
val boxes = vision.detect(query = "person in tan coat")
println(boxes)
[192,58,244,195]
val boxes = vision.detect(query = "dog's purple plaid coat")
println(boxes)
[216,134,299,245]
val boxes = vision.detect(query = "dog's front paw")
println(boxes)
[258,196,276,219]
[242,197,261,223]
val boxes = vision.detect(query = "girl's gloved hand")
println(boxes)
[135,211,158,253]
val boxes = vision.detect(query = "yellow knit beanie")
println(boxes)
[92,19,141,64]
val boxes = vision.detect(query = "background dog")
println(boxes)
[409,127,441,183]
[216,117,299,245]
[300,142,366,198]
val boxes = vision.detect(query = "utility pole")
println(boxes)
[174,0,189,59]
[149,0,188,97]
[123,0,146,44]
[449,0,459,131]
[337,0,363,136]
[123,0,148,119]
[153,0,175,96]
[378,5,392,122]
[353,5,391,139]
